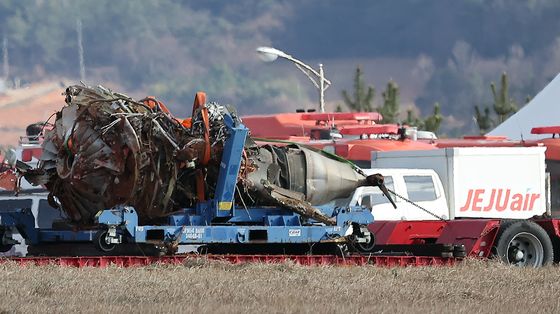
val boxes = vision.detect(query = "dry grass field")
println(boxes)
[1,258,559,313]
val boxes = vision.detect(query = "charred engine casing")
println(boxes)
[30,85,192,225]
[238,144,373,224]
[244,145,366,205]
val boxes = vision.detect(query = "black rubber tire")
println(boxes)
[94,230,117,253]
[441,252,453,258]
[355,235,376,253]
[0,232,12,253]
[494,220,553,267]
[453,245,467,258]
[349,224,376,253]
[0,244,12,253]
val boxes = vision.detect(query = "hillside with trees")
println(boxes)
[1,0,560,135]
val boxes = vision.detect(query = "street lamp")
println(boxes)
[256,46,331,113]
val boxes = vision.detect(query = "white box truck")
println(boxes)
[370,146,549,220]
[340,146,558,267]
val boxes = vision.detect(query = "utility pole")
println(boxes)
[318,63,325,113]
[76,18,85,82]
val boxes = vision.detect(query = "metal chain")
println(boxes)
[387,188,447,221]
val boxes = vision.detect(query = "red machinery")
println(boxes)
[242,111,560,165]
[242,111,435,167]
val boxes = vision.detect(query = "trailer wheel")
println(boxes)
[349,224,376,253]
[94,230,117,253]
[0,243,12,253]
[495,221,553,267]
[0,232,12,253]
[355,234,376,253]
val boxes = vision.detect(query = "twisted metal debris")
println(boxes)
[21,85,381,226]
[25,85,193,224]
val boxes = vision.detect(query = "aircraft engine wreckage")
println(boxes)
[20,85,394,226]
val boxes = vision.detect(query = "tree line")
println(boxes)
[340,67,523,136]
[339,66,443,134]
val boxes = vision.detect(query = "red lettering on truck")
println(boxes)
[459,189,473,211]
[482,189,496,211]
[528,193,540,210]
[471,189,484,211]
[495,189,510,211]
[459,189,540,212]
[510,194,523,211]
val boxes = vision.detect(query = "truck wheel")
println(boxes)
[494,220,553,267]
[94,230,117,253]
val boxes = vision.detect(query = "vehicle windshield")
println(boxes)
[359,176,394,207]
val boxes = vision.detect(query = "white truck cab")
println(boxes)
[350,168,449,221]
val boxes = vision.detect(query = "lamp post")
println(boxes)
[256,46,331,113]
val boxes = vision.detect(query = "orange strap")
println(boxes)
[143,96,171,114]
[191,92,210,201]
[192,92,211,166]
[181,118,192,128]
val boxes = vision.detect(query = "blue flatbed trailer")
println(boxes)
[0,108,375,256]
